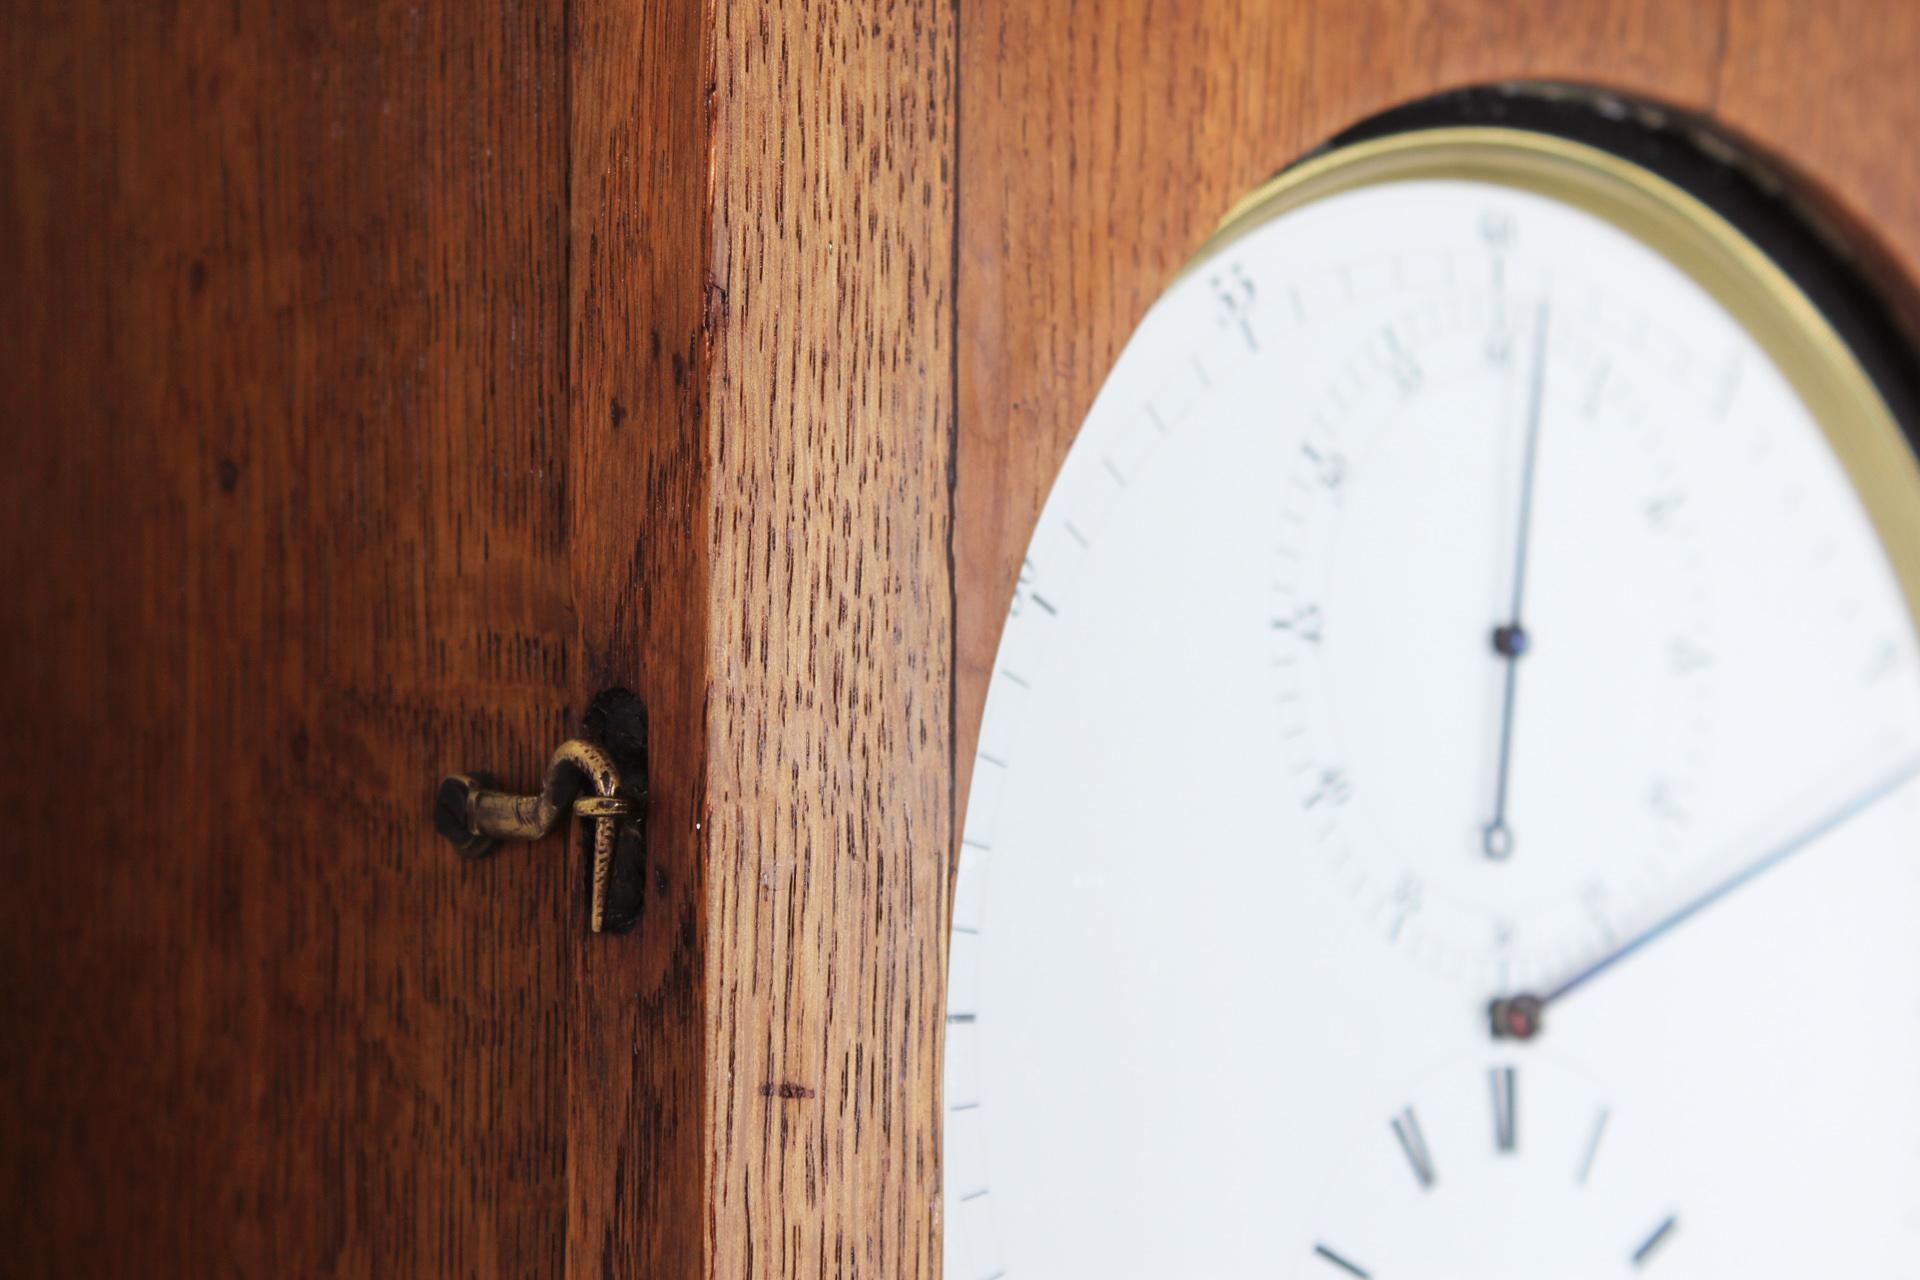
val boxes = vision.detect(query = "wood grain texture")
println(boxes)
[700,1,955,1275]
[0,1,576,1274]
[10,0,1920,1274]
[1716,0,1920,287]
[0,0,959,1271]
[565,1,711,1275]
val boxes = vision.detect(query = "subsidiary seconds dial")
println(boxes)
[1269,227,1717,990]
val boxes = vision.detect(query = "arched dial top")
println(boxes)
[945,114,1920,1280]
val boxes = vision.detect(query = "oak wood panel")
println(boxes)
[954,0,1742,805]
[0,0,962,1272]
[700,1,955,1275]
[1716,0,1920,296]
[564,1,711,1275]
[0,3,576,1273]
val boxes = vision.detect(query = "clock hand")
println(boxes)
[1482,299,1551,861]
[1489,753,1920,1040]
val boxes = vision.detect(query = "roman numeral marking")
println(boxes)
[1632,1215,1678,1267]
[1576,1107,1610,1185]
[1490,1064,1517,1154]
[1390,1105,1436,1190]
[1312,1243,1372,1278]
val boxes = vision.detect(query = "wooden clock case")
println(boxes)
[4,1,1918,1274]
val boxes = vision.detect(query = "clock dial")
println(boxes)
[944,112,1920,1279]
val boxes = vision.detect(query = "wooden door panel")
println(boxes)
[0,4,573,1273]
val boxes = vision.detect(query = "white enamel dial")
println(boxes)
[944,165,1920,1280]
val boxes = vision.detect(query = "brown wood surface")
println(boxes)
[0,2,578,1274]
[5,0,1920,1275]
[563,0,711,1275]
[0,0,955,1273]
[699,2,954,1274]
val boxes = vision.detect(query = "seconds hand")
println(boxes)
[1483,300,1551,861]
[1489,753,1920,1040]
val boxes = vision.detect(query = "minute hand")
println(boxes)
[1489,753,1920,1041]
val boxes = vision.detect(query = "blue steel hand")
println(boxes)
[1482,300,1551,862]
[1490,754,1920,1040]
